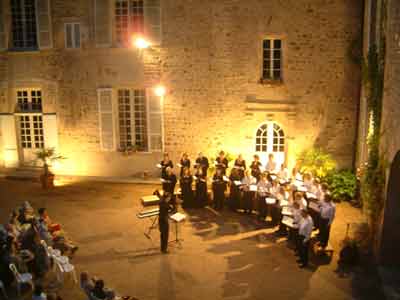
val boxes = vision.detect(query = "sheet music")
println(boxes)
[160,178,170,183]
[280,199,289,207]
[282,216,298,229]
[223,175,229,182]
[249,185,257,192]
[282,206,293,216]
[306,192,317,199]
[266,198,277,204]
[177,163,183,168]
[170,212,186,222]
[308,201,320,212]
[297,186,308,192]
[156,164,162,168]
[234,180,242,186]
[192,176,198,180]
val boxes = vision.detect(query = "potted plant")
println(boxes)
[35,148,65,189]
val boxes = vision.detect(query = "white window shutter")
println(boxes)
[0,0,6,51]
[36,0,53,49]
[42,114,58,150]
[147,91,163,152]
[98,89,115,151]
[0,114,19,168]
[95,0,112,47]
[144,0,161,45]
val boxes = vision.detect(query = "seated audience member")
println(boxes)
[32,232,51,277]
[38,208,61,233]
[18,202,35,225]
[80,271,95,296]
[5,210,22,239]
[32,284,47,300]
[47,294,63,300]
[92,279,116,300]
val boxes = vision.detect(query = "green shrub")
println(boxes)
[326,170,357,202]
[297,148,337,179]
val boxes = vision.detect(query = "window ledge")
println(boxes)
[259,78,284,86]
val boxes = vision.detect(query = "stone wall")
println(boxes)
[162,0,363,169]
[377,0,400,265]
[0,0,363,176]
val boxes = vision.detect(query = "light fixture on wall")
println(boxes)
[132,36,151,49]
[154,85,166,97]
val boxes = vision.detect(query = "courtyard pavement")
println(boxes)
[0,178,387,300]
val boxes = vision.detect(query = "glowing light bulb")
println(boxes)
[133,37,150,49]
[154,85,166,97]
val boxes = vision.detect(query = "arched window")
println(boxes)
[255,124,268,152]
[255,122,285,153]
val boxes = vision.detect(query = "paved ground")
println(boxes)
[0,178,387,300]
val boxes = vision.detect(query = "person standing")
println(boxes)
[216,151,229,175]
[319,194,336,249]
[179,153,191,178]
[265,153,277,173]
[162,167,177,195]
[195,152,209,176]
[256,173,271,221]
[212,168,227,210]
[241,170,256,214]
[160,153,173,179]
[297,209,314,268]
[234,154,246,179]
[180,167,194,208]
[159,193,172,253]
[228,168,242,211]
[250,155,262,182]
[194,167,208,208]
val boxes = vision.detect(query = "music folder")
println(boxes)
[170,212,186,223]
[177,163,183,168]
[306,192,317,199]
[282,216,298,229]
[156,164,162,168]
[308,201,320,212]
[249,185,257,192]
[223,175,229,182]
[234,180,242,186]
[297,186,308,192]
[280,199,289,207]
[282,206,293,216]
[266,198,277,205]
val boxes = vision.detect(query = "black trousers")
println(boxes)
[160,224,169,252]
[243,191,254,213]
[319,218,331,248]
[298,235,310,265]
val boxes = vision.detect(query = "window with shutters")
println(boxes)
[262,39,282,81]
[115,0,144,46]
[117,89,148,151]
[65,23,81,49]
[10,0,38,50]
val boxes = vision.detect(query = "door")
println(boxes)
[255,122,285,167]
[17,114,45,166]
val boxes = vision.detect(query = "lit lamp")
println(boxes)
[133,36,151,49]
[154,85,166,97]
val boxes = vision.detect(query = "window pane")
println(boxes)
[273,50,281,59]
[273,70,281,79]
[273,39,282,49]
[273,60,281,69]
[263,39,270,49]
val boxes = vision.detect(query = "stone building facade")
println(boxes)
[0,0,363,177]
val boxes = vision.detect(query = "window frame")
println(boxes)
[114,0,145,47]
[116,88,149,152]
[10,0,39,51]
[15,88,43,113]
[255,122,285,154]
[261,37,284,83]
[64,22,81,49]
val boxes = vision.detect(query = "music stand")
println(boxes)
[144,215,159,240]
[169,212,186,247]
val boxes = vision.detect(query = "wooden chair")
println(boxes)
[0,279,8,299]
[9,263,33,297]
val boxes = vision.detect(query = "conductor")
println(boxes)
[159,192,172,253]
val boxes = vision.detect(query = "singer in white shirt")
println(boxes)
[319,194,336,248]
[297,210,314,268]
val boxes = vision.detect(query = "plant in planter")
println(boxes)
[296,148,337,180]
[35,148,65,189]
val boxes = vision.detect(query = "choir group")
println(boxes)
[157,150,336,268]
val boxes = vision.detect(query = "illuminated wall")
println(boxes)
[0,0,363,176]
